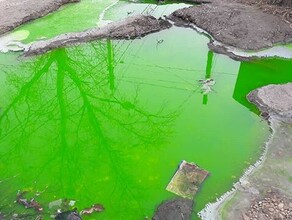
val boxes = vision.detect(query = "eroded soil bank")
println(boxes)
[0,0,80,36]
[24,15,172,56]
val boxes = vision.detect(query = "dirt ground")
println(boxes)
[0,0,80,35]
[169,1,292,51]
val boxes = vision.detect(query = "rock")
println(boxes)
[247,83,292,123]
[152,199,194,220]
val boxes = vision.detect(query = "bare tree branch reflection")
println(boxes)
[0,40,178,218]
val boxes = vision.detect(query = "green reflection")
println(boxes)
[233,58,292,113]
[0,41,177,219]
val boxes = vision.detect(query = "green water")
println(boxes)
[0,1,291,220]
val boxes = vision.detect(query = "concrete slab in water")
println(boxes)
[166,160,209,199]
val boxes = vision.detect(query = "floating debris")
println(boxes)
[166,160,209,199]
[80,204,104,215]
[198,78,216,95]
[0,30,29,53]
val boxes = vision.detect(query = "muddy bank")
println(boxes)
[24,15,171,56]
[0,0,80,36]
[168,2,292,59]
[199,83,292,220]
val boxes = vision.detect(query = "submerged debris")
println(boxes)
[16,191,43,212]
[80,204,104,215]
[166,160,209,199]
[49,199,76,211]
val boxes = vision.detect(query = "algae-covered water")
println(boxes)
[0,1,291,219]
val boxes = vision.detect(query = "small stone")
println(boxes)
[269,207,274,212]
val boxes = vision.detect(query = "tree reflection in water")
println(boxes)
[0,40,178,218]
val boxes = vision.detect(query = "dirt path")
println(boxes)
[0,0,80,36]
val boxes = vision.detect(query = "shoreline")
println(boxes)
[198,122,272,220]
[199,83,292,220]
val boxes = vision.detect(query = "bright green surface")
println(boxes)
[0,1,291,220]
[15,0,118,43]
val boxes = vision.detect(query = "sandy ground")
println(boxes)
[0,0,80,35]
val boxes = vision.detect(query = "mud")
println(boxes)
[169,2,292,59]
[0,0,80,36]
[24,15,172,56]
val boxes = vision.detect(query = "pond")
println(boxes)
[0,0,291,219]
